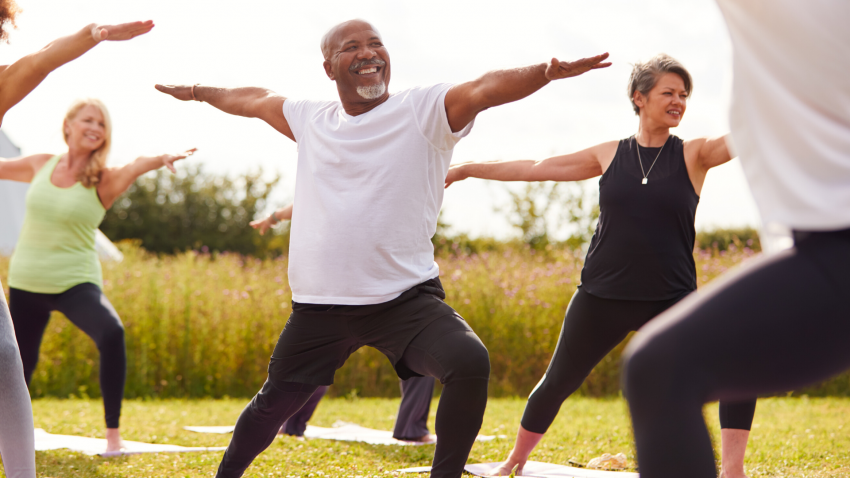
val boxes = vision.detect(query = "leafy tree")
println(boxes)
[100,165,289,257]
[503,181,599,249]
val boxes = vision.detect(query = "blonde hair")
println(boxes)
[63,98,112,188]
[627,53,693,115]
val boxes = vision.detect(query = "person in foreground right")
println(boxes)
[622,1,850,477]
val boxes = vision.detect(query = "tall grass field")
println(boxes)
[3,241,847,400]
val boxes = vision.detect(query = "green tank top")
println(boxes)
[9,155,107,293]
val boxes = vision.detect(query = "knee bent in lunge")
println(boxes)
[439,331,490,384]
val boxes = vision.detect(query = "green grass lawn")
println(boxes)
[15,396,850,477]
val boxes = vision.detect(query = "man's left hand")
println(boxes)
[545,53,611,81]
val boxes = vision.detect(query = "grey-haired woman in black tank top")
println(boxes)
[446,54,755,478]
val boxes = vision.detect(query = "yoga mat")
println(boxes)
[185,422,503,446]
[183,426,235,434]
[398,462,639,477]
[34,428,227,456]
[464,461,639,477]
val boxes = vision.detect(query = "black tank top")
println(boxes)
[580,135,699,300]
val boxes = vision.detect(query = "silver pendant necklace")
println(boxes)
[636,135,669,185]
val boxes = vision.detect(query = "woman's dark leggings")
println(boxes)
[623,229,850,478]
[10,283,126,429]
[521,288,756,434]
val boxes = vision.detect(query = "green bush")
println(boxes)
[7,239,850,400]
[100,166,289,258]
[695,227,761,252]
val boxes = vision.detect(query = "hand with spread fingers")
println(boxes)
[250,204,293,235]
[90,20,155,42]
[156,148,197,173]
[545,53,611,81]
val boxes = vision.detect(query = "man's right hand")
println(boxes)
[154,84,195,102]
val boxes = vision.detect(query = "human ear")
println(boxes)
[633,91,646,109]
[323,60,335,81]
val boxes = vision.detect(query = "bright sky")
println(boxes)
[0,0,761,239]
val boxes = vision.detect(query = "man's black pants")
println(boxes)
[216,278,490,478]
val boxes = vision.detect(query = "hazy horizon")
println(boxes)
[0,0,762,239]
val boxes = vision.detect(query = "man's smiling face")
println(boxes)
[322,20,391,103]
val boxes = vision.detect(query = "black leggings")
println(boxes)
[10,283,126,429]
[522,288,756,434]
[623,229,850,478]
[394,376,436,440]
[217,314,489,478]
[280,376,434,439]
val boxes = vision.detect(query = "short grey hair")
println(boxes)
[627,53,693,115]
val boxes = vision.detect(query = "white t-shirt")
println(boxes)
[717,0,850,231]
[282,84,473,305]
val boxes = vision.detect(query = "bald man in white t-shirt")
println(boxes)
[157,19,610,478]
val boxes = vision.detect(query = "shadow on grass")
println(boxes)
[35,451,130,478]
[271,434,437,470]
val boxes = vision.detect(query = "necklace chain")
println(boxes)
[636,135,669,184]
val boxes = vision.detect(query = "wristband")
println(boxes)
[191,84,200,101]
[269,212,280,225]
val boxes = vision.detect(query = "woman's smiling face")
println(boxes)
[636,72,688,128]
[65,104,107,152]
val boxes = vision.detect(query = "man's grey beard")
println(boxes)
[356,83,386,100]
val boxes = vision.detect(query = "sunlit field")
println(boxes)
[0,242,786,402]
[3,242,850,476]
[17,396,850,478]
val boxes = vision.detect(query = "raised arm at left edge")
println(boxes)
[0,21,154,122]
[444,53,610,132]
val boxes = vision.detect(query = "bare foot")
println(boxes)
[488,456,524,476]
[719,470,749,478]
[105,428,124,453]
[397,434,436,443]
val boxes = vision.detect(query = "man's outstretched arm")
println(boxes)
[444,53,611,132]
[154,84,293,141]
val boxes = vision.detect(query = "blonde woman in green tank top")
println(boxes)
[0,11,156,475]
[0,98,193,453]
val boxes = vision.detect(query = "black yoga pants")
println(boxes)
[623,229,850,478]
[280,385,329,437]
[216,286,489,478]
[10,283,126,429]
[521,287,756,434]
[280,376,434,439]
[394,375,436,440]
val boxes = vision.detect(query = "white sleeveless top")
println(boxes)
[717,0,850,231]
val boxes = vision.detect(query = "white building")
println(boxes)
[0,130,123,261]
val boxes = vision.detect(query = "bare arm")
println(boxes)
[250,203,293,236]
[682,135,734,196]
[445,141,618,188]
[696,134,733,170]
[154,84,293,140]
[97,149,195,209]
[0,21,154,123]
[444,54,611,133]
[0,154,53,182]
